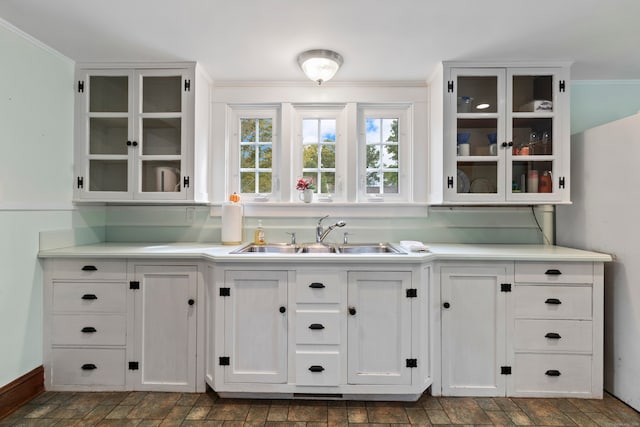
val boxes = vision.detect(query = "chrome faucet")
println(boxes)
[316,215,346,243]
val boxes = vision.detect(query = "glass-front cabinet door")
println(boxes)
[75,67,190,201]
[449,69,506,203]
[443,64,568,204]
[507,68,563,202]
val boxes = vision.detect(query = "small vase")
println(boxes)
[299,189,313,203]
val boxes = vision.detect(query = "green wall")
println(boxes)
[571,80,640,134]
[0,21,76,387]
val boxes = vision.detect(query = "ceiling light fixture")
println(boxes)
[476,103,490,110]
[297,49,343,85]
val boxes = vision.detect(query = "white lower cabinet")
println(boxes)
[440,263,512,396]
[438,260,604,398]
[219,270,288,384]
[347,271,413,386]
[131,264,198,392]
[210,264,428,398]
[43,259,202,392]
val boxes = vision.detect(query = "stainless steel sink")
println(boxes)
[230,244,300,254]
[338,243,405,254]
[231,242,405,255]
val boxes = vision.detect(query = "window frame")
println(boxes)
[358,104,412,202]
[228,106,280,201]
[292,105,348,203]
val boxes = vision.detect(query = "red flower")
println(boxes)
[296,178,315,191]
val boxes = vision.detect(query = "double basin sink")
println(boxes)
[231,242,406,255]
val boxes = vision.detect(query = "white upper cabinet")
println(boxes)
[429,62,571,205]
[73,63,210,203]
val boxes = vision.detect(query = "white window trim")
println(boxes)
[358,104,412,203]
[227,106,280,202]
[291,104,348,203]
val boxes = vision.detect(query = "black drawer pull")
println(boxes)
[81,265,98,271]
[308,365,325,372]
[81,327,97,333]
[81,294,98,300]
[309,282,325,289]
[545,369,561,377]
[545,269,562,275]
[309,323,325,330]
[348,306,356,316]
[279,306,286,314]
[81,363,97,370]
[545,298,562,305]
[545,332,561,339]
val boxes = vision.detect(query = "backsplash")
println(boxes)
[95,205,549,245]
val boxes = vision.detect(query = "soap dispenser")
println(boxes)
[254,220,265,245]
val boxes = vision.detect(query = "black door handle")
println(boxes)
[309,282,325,289]
[309,365,325,372]
[309,323,325,330]
[545,369,561,377]
[545,269,562,275]
[81,327,97,333]
[81,265,97,271]
[81,363,97,370]
[545,298,562,305]
[348,307,356,315]
[443,302,451,309]
[188,299,195,306]
[81,294,98,300]
[545,332,561,339]
[279,306,286,314]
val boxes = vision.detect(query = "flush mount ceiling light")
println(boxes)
[297,49,343,85]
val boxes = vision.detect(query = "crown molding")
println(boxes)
[0,17,73,65]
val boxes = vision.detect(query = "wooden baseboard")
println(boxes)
[0,366,44,420]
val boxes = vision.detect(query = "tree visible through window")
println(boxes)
[302,118,336,195]
[366,118,399,194]
[240,118,272,194]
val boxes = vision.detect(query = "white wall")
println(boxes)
[0,20,77,387]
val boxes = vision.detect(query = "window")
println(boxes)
[302,118,336,196]
[293,106,346,202]
[359,105,411,201]
[365,118,399,194]
[228,107,279,200]
[240,118,273,194]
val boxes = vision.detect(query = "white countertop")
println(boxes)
[37,242,612,263]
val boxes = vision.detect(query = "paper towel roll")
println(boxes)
[221,202,243,245]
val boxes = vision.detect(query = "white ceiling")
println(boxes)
[1,0,639,82]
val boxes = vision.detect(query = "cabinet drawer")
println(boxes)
[51,259,127,281]
[514,285,592,319]
[514,320,592,353]
[295,351,340,386]
[515,262,593,284]
[513,353,592,395]
[296,271,341,303]
[51,348,126,386]
[295,311,340,345]
[52,314,126,346]
[52,282,127,313]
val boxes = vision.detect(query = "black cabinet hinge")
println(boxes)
[219,356,230,366]
[77,176,84,189]
[219,287,230,297]
[501,366,512,375]
[447,80,454,93]
[128,361,139,370]
[184,79,191,91]
[559,176,566,189]
[447,176,454,189]
[406,358,418,368]
[183,176,190,188]
[78,80,84,93]
[559,80,566,92]
[129,281,140,290]
[406,289,417,298]
[501,283,512,292]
